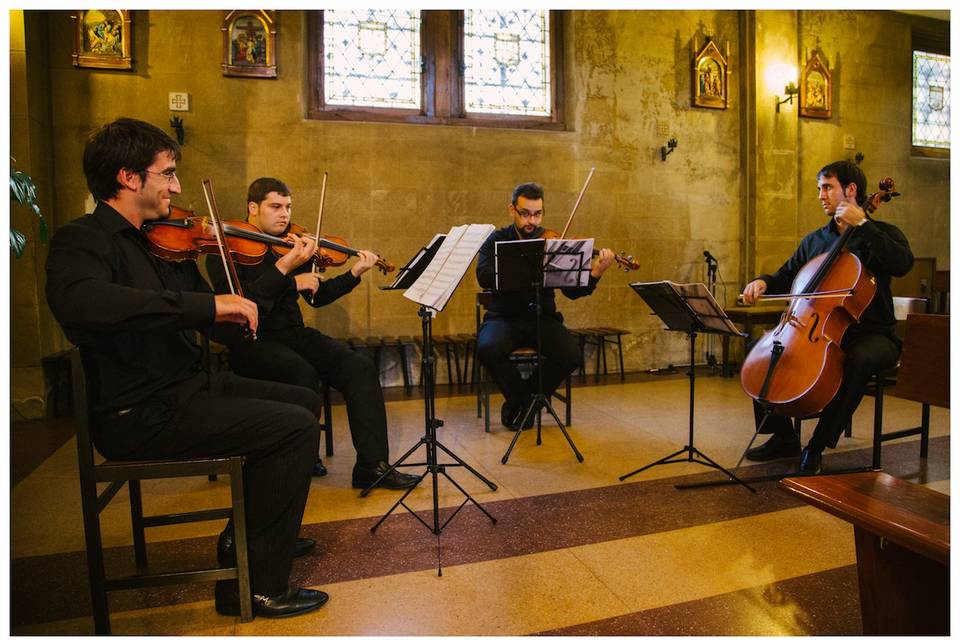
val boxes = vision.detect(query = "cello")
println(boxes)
[739,178,900,418]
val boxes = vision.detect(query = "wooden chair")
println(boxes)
[870,313,947,467]
[72,350,252,633]
[474,292,573,432]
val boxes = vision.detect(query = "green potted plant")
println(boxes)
[10,157,47,258]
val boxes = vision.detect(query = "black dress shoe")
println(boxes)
[798,447,823,475]
[218,531,315,566]
[352,461,420,490]
[501,402,520,428]
[215,581,328,618]
[313,459,328,477]
[745,431,801,461]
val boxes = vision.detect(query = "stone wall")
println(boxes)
[9,9,949,405]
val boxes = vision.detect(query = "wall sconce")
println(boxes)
[775,82,799,113]
[170,116,185,145]
[660,138,678,161]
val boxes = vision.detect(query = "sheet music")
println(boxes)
[544,238,593,288]
[631,280,743,335]
[404,224,495,312]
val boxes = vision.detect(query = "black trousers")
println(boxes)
[476,312,579,410]
[752,329,901,452]
[229,326,389,470]
[95,371,321,596]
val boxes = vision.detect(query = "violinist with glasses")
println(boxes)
[45,118,328,618]
[206,177,418,490]
[740,160,913,474]
[475,182,616,430]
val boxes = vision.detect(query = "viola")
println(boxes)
[143,204,269,265]
[739,178,901,417]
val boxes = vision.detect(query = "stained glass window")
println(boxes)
[323,10,421,110]
[912,50,950,149]
[463,10,551,117]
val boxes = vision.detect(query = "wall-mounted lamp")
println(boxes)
[660,138,678,161]
[855,152,864,165]
[170,116,185,145]
[775,82,799,113]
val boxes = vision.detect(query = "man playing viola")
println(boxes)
[740,160,913,474]
[206,177,418,490]
[46,118,327,618]
[476,182,616,430]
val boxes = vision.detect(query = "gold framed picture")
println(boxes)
[72,10,133,70]
[222,10,277,78]
[800,49,832,119]
[692,38,728,110]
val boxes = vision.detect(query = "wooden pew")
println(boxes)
[780,471,948,635]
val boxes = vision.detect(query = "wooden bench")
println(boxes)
[780,471,948,635]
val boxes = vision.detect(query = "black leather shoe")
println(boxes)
[798,447,823,475]
[745,431,801,461]
[218,531,315,566]
[313,459,328,477]
[352,461,420,490]
[215,581,328,618]
[506,406,536,432]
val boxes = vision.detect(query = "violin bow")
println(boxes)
[202,178,256,340]
[559,166,595,239]
[310,171,328,305]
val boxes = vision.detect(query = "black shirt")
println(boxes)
[758,217,913,334]
[45,202,217,413]
[476,224,599,318]
[205,249,361,339]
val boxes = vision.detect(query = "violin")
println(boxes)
[272,222,395,275]
[739,178,901,417]
[535,167,640,271]
[540,228,640,271]
[144,206,395,275]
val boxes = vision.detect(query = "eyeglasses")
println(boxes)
[514,207,543,219]
[145,169,180,183]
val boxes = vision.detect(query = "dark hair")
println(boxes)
[82,118,181,202]
[247,177,291,206]
[511,182,544,206]
[817,160,867,206]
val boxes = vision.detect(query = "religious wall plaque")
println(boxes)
[72,10,133,70]
[222,10,277,78]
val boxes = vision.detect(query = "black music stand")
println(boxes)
[367,226,498,575]
[619,281,755,493]
[493,238,592,464]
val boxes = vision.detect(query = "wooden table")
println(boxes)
[780,472,949,635]
[720,304,785,376]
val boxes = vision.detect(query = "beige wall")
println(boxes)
[9,9,949,408]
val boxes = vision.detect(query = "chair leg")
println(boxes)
[600,336,609,377]
[80,482,111,634]
[565,375,572,426]
[129,479,148,572]
[228,458,253,622]
[872,377,885,470]
[399,344,411,395]
[322,384,334,457]
[920,403,931,458]
[594,337,602,382]
[616,335,625,382]
[577,335,587,383]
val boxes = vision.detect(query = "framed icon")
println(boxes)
[800,49,832,119]
[692,38,728,110]
[72,10,133,70]
[222,10,277,78]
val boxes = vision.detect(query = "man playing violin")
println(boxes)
[206,177,418,490]
[476,182,616,429]
[46,118,327,618]
[740,160,913,474]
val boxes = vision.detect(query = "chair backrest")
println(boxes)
[71,349,98,472]
[890,313,949,408]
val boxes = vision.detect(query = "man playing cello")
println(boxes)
[475,182,616,430]
[206,177,418,490]
[740,160,913,474]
